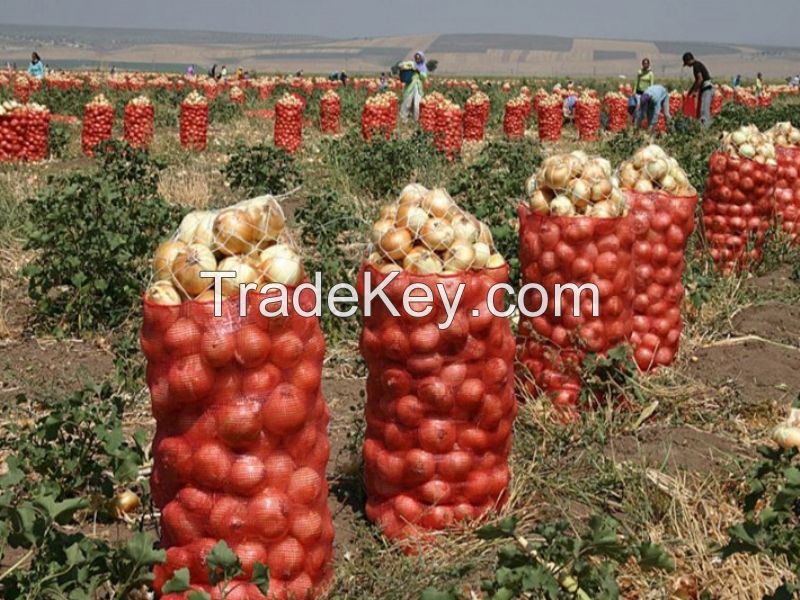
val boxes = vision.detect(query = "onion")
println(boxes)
[153,241,187,281]
[191,211,216,247]
[112,490,141,517]
[472,242,491,268]
[403,249,444,274]
[486,253,506,268]
[213,209,258,256]
[378,262,403,274]
[260,252,305,286]
[380,204,397,220]
[530,190,550,214]
[545,163,571,190]
[524,174,538,197]
[398,183,428,206]
[731,129,748,146]
[634,179,654,193]
[396,204,429,233]
[590,178,613,202]
[645,159,668,180]
[550,195,575,216]
[172,244,217,297]
[420,218,454,250]
[218,256,260,297]
[146,281,182,305]
[421,188,455,218]
[451,215,479,242]
[478,222,494,246]
[259,243,294,263]
[444,242,476,271]
[587,201,616,218]
[176,211,208,244]
[379,227,414,261]
[773,425,800,450]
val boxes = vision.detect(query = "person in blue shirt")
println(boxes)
[27,52,44,79]
[636,84,671,130]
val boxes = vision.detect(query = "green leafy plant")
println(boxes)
[93,139,165,199]
[224,142,302,197]
[47,120,72,159]
[580,345,644,408]
[162,540,270,599]
[423,515,673,599]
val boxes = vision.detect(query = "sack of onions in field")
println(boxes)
[123,96,154,150]
[358,185,516,543]
[274,93,303,154]
[703,126,778,273]
[319,90,341,134]
[143,196,334,600]
[532,88,548,113]
[435,101,463,160]
[503,96,528,140]
[419,92,445,133]
[758,93,773,108]
[362,94,393,141]
[81,94,115,157]
[13,75,31,104]
[20,103,51,162]
[536,94,563,142]
[618,145,697,371]
[0,101,29,162]
[258,83,275,101]
[603,92,628,132]
[229,86,246,105]
[180,91,209,151]
[575,94,601,141]
[518,152,633,413]
[767,122,800,243]
[463,92,488,141]
[668,92,683,120]
[711,92,724,116]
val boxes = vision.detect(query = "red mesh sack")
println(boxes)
[319,91,341,134]
[503,96,527,140]
[81,95,114,157]
[436,102,462,160]
[143,197,333,600]
[13,75,30,104]
[536,96,562,142]
[682,94,698,118]
[362,94,395,141]
[180,92,209,151]
[0,107,26,162]
[711,93,724,116]
[20,105,51,162]
[758,94,772,108]
[419,93,444,133]
[669,94,683,120]
[575,96,600,141]
[230,86,246,105]
[768,125,800,243]
[603,93,628,132]
[123,97,155,150]
[463,102,485,141]
[257,83,275,101]
[360,185,516,543]
[703,130,778,273]
[274,94,303,153]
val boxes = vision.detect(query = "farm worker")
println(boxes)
[635,58,654,95]
[379,72,389,91]
[236,67,243,80]
[27,52,44,79]
[209,64,217,78]
[732,74,741,88]
[682,52,714,126]
[400,51,428,122]
[636,84,671,130]
[186,64,194,76]
[562,93,577,121]
[220,65,228,80]
[339,71,348,85]
[755,72,764,97]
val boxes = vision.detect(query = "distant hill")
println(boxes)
[1,24,798,78]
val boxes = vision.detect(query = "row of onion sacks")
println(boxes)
[359,184,516,546]
[180,91,209,151]
[518,152,633,415]
[81,94,114,157]
[702,125,777,273]
[603,92,628,133]
[141,196,333,600]
[618,145,697,370]
[767,122,800,243]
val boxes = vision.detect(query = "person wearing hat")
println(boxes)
[635,84,671,131]
[682,52,713,126]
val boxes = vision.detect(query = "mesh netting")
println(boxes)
[274,94,304,154]
[180,92,208,151]
[123,96,154,149]
[81,94,114,157]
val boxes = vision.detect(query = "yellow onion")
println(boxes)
[379,227,414,261]
[421,188,455,218]
[590,178,613,202]
[545,162,571,190]
[773,425,800,450]
[371,218,396,245]
[444,242,476,271]
[486,253,506,268]
[259,243,294,263]
[567,178,591,205]
[420,218,455,251]
[524,174,538,197]
[153,240,187,281]
[398,183,428,206]
[645,158,668,181]
[380,204,397,220]
[530,190,550,214]
[587,201,616,218]
[260,251,305,286]
[213,209,258,256]
[112,490,141,517]
[378,262,403,274]
[396,204,429,233]
[634,179,654,193]
[403,249,444,274]
[550,195,575,216]
[218,256,260,296]
[177,211,211,245]
[145,281,182,305]
[172,244,217,297]
[451,215,479,242]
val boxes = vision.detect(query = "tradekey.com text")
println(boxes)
[200,270,601,329]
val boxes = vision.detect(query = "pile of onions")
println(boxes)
[721,125,777,164]
[525,151,627,218]
[419,92,446,133]
[767,122,800,147]
[503,95,529,140]
[146,196,305,303]
[123,95,154,149]
[319,90,341,134]
[574,93,601,141]
[274,93,304,154]
[463,91,489,141]
[81,94,115,157]
[180,91,208,151]
[229,86,245,105]
[617,144,695,197]
[604,92,628,132]
[536,94,563,142]
[368,184,504,274]
[361,93,397,141]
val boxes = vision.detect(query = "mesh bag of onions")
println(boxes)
[575,93,601,141]
[767,122,800,243]
[0,100,50,162]
[518,152,634,415]
[274,93,304,153]
[603,92,628,133]
[618,145,697,371]
[536,94,563,142]
[703,125,778,273]
[419,92,445,133]
[463,91,489,141]
[81,94,114,157]
[319,90,341,134]
[123,95,154,150]
[358,185,516,544]
[142,197,333,600]
[503,96,528,139]
[180,91,209,151]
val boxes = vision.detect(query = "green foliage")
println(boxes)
[23,144,184,332]
[94,139,165,199]
[224,142,302,197]
[425,515,673,599]
[324,129,446,199]
[47,120,72,159]
[427,59,439,73]
[720,400,800,599]
[580,345,643,408]
[208,95,242,124]
[449,138,544,284]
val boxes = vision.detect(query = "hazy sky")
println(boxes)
[2,0,798,47]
